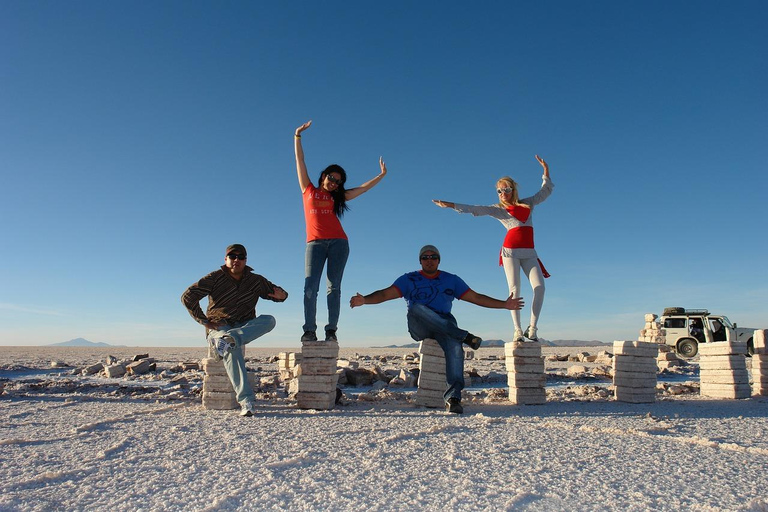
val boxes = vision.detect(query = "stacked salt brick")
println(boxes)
[639,313,666,344]
[504,341,546,405]
[613,341,658,403]
[699,341,750,399]
[296,341,339,410]
[656,345,684,371]
[277,352,302,382]
[201,347,256,410]
[414,338,446,408]
[752,330,768,396]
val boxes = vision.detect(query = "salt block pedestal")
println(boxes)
[415,339,447,408]
[201,346,256,410]
[753,330,768,396]
[504,341,546,405]
[612,341,658,403]
[296,341,339,410]
[699,342,750,399]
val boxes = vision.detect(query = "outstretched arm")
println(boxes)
[460,289,525,310]
[294,121,313,192]
[345,157,387,201]
[432,200,456,209]
[349,284,400,308]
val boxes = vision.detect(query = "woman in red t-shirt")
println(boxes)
[294,120,387,343]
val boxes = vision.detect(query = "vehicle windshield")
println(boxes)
[718,316,734,329]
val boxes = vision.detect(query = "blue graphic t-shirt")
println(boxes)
[392,270,470,314]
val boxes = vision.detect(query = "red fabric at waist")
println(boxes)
[503,226,534,249]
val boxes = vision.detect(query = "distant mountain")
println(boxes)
[49,337,121,347]
[373,338,608,348]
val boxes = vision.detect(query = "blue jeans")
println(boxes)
[406,303,466,402]
[303,238,350,333]
[208,315,276,404]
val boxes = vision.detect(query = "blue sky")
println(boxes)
[1,1,766,347]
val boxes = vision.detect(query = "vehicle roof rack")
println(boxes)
[684,309,709,315]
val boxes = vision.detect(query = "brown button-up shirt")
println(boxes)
[181,265,284,326]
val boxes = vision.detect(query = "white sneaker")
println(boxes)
[513,328,525,342]
[240,399,257,417]
[524,326,538,341]
[208,334,235,360]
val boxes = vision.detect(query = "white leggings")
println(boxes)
[502,256,545,331]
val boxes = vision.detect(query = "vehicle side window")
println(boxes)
[664,318,686,328]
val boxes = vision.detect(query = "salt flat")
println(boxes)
[1,346,767,511]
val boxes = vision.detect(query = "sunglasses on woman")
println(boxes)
[497,187,513,194]
[326,174,343,185]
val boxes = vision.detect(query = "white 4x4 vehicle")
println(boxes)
[660,307,755,358]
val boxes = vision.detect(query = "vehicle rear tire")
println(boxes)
[677,338,699,358]
[747,337,754,357]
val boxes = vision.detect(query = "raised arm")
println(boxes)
[345,157,387,201]
[536,154,550,178]
[460,289,525,310]
[349,284,400,308]
[294,121,313,192]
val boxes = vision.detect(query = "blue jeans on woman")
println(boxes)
[303,238,350,334]
[208,315,276,404]
[406,303,467,402]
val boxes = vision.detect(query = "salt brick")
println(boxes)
[418,373,448,390]
[504,342,542,358]
[700,382,752,393]
[700,374,749,385]
[699,369,749,379]
[697,356,747,371]
[614,387,656,403]
[297,360,337,376]
[699,388,751,399]
[753,330,767,352]
[414,394,445,408]
[298,374,338,387]
[104,364,126,378]
[505,357,545,373]
[613,370,657,380]
[698,342,748,356]
[296,390,336,410]
[415,388,445,399]
[301,340,339,359]
[419,339,446,358]
[419,359,447,374]
[644,313,657,322]
[613,357,658,373]
[613,375,657,388]
[508,387,546,404]
[507,373,546,387]
[613,341,659,357]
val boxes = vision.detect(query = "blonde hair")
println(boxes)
[497,176,529,209]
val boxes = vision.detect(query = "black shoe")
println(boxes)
[301,331,317,342]
[462,332,482,350]
[445,398,463,414]
[325,330,337,342]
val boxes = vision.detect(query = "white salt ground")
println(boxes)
[2,395,768,511]
[2,345,767,511]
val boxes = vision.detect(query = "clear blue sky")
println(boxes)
[1,1,766,347]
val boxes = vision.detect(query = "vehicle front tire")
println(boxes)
[677,338,699,358]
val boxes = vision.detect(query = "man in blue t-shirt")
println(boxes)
[350,244,525,414]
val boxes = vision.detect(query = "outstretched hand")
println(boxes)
[268,286,288,302]
[535,155,549,177]
[432,200,452,208]
[505,294,525,311]
[379,157,387,176]
[295,120,312,136]
[350,293,365,308]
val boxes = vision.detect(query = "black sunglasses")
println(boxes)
[420,254,440,260]
[326,174,343,185]
[227,253,246,260]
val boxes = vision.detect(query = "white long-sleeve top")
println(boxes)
[452,175,554,260]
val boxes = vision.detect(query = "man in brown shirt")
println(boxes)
[182,243,288,416]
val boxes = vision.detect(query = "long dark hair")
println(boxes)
[318,164,350,218]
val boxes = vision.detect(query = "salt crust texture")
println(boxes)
[1,346,768,511]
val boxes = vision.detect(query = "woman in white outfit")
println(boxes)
[433,155,553,341]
